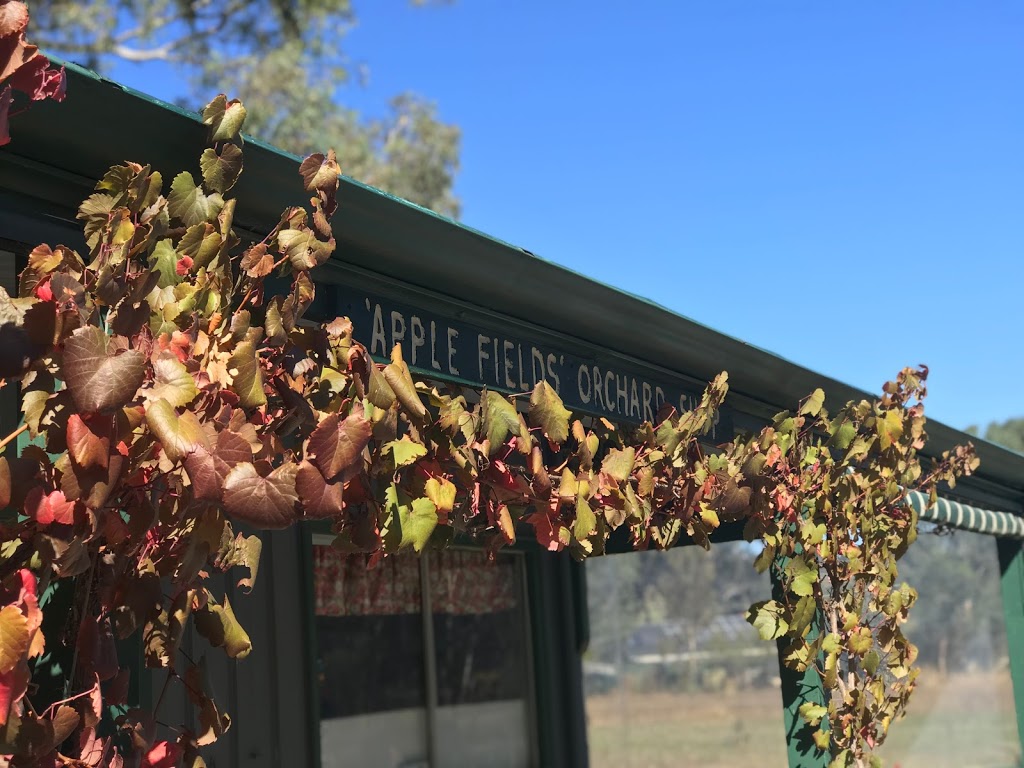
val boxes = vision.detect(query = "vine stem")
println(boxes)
[0,423,28,452]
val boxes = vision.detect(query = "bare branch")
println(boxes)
[113,43,178,62]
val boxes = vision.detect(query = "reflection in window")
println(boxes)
[878,526,1020,768]
[313,545,534,768]
[584,543,788,768]
[431,550,532,767]
[315,548,428,767]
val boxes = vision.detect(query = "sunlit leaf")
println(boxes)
[799,388,825,417]
[295,460,344,518]
[0,607,28,674]
[146,398,208,463]
[222,462,299,529]
[601,447,635,483]
[480,390,521,456]
[307,410,372,481]
[63,327,145,413]
[746,600,789,641]
[145,351,198,407]
[194,593,251,659]
[202,95,247,143]
[228,341,266,409]
[383,438,427,471]
[298,150,341,192]
[167,171,223,227]
[400,497,438,552]
[528,380,571,443]
[200,143,243,194]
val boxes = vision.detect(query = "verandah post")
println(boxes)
[771,557,829,768]
[997,537,1024,754]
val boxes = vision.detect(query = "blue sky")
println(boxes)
[107,1,1023,434]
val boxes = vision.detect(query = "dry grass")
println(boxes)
[585,669,1020,768]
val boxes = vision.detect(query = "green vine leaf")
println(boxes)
[146,398,208,463]
[383,438,428,471]
[400,497,438,552]
[145,352,199,408]
[528,381,570,443]
[202,95,247,143]
[167,171,223,227]
[195,594,252,659]
[746,600,789,641]
[800,388,825,417]
[481,390,523,455]
[200,144,244,194]
[601,447,635,483]
[228,341,266,409]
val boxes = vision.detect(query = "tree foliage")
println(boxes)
[30,0,461,216]
[968,417,1024,455]
[0,36,981,768]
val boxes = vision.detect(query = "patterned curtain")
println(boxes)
[314,546,518,617]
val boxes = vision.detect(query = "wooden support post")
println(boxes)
[771,559,829,768]
[997,537,1024,754]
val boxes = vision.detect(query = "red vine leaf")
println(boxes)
[63,327,145,414]
[0,458,10,508]
[307,410,372,481]
[298,150,340,193]
[25,487,75,525]
[183,429,252,501]
[142,740,183,768]
[222,462,299,529]
[0,661,29,727]
[295,460,343,519]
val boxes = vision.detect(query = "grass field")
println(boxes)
[585,669,1020,768]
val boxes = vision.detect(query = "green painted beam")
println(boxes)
[771,558,829,768]
[997,538,1024,754]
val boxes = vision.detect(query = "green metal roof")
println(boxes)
[1,60,1023,515]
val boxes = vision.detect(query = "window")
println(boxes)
[312,542,536,768]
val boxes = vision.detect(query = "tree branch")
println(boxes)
[112,43,177,62]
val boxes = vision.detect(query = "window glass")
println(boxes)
[878,526,1020,768]
[313,545,535,768]
[314,546,429,768]
[584,543,788,768]
[431,550,533,768]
